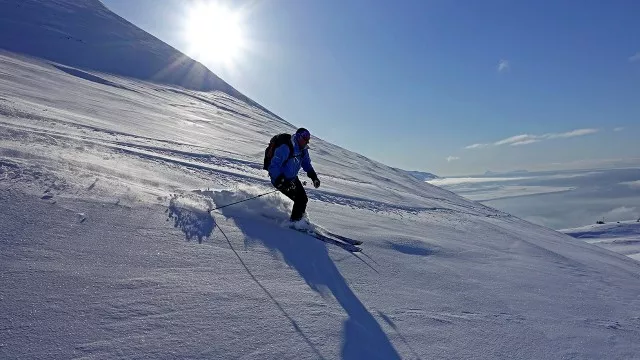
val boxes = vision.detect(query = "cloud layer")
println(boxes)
[621,180,640,189]
[465,128,598,149]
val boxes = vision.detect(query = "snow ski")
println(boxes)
[290,227,362,252]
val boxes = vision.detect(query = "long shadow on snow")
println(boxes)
[218,211,401,360]
[52,64,132,91]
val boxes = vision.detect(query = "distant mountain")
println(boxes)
[400,169,439,181]
[0,0,282,121]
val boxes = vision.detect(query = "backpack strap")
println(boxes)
[275,133,295,160]
[286,138,295,160]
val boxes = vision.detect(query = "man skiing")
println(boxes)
[268,128,320,228]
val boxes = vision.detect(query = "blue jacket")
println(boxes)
[268,134,316,184]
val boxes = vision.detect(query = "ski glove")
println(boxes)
[307,170,320,188]
[284,181,296,192]
[274,175,296,192]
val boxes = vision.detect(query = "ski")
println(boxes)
[323,231,363,246]
[260,214,364,252]
[310,231,362,252]
[291,227,362,252]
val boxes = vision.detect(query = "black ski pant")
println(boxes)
[278,177,308,221]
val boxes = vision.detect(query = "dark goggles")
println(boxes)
[298,130,311,141]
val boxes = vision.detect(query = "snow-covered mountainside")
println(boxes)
[0,0,280,120]
[1,1,639,359]
[398,169,439,181]
[562,221,640,261]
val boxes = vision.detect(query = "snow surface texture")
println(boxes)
[1,2,640,359]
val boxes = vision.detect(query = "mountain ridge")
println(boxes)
[0,0,284,122]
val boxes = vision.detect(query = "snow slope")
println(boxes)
[1,2,640,359]
[398,169,439,181]
[562,221,640,261]
[0,0,280,120]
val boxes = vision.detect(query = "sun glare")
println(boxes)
[184,2,246,68]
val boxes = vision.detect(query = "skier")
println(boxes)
[267,128,320,228]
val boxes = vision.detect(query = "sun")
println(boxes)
[184,1,246,69]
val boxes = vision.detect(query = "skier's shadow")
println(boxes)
[218,210,401,360]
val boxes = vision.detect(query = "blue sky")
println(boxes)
[102,0,640,176]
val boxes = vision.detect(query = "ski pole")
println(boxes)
[208,181,307,212]
[209,189,280,212]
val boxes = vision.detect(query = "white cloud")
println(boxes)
[465,128,599,150]
[497,59,510,72]
[600,206,638,221]
[428,176,531,186]
[545,128,599,139]
[511,139,540,146]
[620,180,640,189]
[629,52,640,62]
[446,156,460,162]
[465,143,489,149]
[494,134,537,146]
[614,127,624,132]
